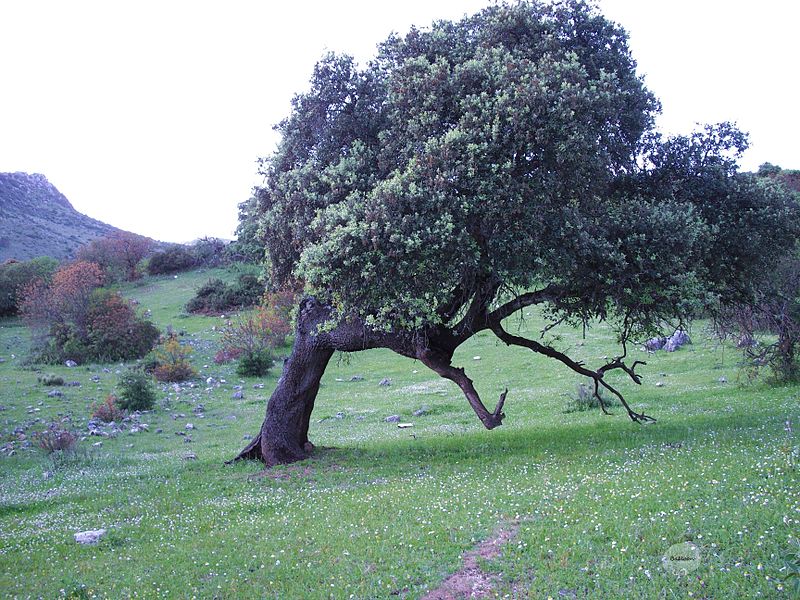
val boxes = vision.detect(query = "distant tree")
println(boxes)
[77,232,152,281]
[232,1,799,466]
[0,256,59,316]
[229,195,265,264]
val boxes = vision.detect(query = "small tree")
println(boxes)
[77,232,152,281]
[0,256,59,316]
[152,335,196,382]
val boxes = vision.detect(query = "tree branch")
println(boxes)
[488,320,655,424]
[419,350,506,429]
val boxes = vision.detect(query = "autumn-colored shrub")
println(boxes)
[19,261,158,364]
[152,336,197,382]
[215,289,297,374]
[34,424,77,454]
[91,395,126,422]
[77,232,152,281]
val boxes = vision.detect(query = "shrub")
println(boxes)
[190,237,229,267]
[34,424,77,454]
[38,373,64,386]
[564,381,619,413]
[91,395,126,423]
[236,348,274,377]
[152,336,196,382]
[147,245,197,275]
[0,256,58,316]
[117,371,157,411]
[19,264,159,364]
[185,274,265,314]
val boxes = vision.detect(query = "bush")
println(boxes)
[117,371,157,411]
[185,274,265,314]
[0,256,58,316]
[191,237,229,267]
[38,373,64,386]
[19,265,159,364]
[91,395,126,423]
[147,245,197,275]
[34,424,77,454]
[236,348,274,377]
[152,336,196,382]
[564,381,619,413]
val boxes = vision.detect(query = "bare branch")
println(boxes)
[488,320,655,424]
[486,285,560,324]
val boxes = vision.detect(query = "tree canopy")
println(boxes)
[236,0,799,465]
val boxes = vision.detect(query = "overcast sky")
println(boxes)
[1,1,798,243]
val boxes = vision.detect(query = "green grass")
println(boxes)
[0,268,798,598]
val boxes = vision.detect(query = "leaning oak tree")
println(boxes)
[233,1,798,466]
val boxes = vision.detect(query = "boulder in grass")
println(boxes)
[644,337,665,351]
[74,529,106,544]
[664,330,691,352]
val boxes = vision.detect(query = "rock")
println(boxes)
[473,356,481,361]
[47,390,63,398]
[155,428,163,434]
[90,375,101,383]
[66,381,81,387]
[183,452,197,460]
[664,330,691,352]
[397,423,413,428]
[334,412,346,419]
[253,383,264,389]
[349,375,364,382]
[74,529,106,544]
[655,381,665,387]
[644,337,665,351]
[718,376,728,384]
[384,415,401,423]
[378,378,392,387]
[185,423,195,430]
[233,385,243,390]
[172,383,182,393]
[242,434,252,440]
[65,360,78,367]
[412,406,430,417]
[232,391,244,400]
[92,441,103,447]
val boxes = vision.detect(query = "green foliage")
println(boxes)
[254,1,798,338]
[185,274,265,314]
[228,195,264,264]
[235,348,274,377]
[190,237,229,268]
[147,245,197,275]
[37,373,64,386]
[0,256,58,316]
[116,370,157,411]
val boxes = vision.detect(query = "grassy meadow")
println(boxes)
[0,267,798,598]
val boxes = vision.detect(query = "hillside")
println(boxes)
[0,172,122,261]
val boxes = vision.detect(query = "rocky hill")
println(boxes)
[0,172,123,262]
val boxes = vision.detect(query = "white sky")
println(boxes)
[1,1,798,243]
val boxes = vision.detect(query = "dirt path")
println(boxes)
[421,522,520,599]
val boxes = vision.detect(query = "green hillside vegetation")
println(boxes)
[0,268,797,598]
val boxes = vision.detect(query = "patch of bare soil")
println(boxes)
[422,522,520,599]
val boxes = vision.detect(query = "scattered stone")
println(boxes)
[43,470,53,480]
[718,376,728,384]
[397,423,413,428]
[74,529,106,544]
[66,381,81,387]
[233,385,243,391]
[232,391,244,400]
[473,356,481,361]
[155,428,163,434]
[184,437,193,443]
[349,375,364,382]
[412,369,418,374]
[413,406,430,417]
[47,390,63,398]
[185,423,195,430]
[335,378,344,382]
[334,412,346,419]
[90,375,101,383]
[93,441,103,447]
[172,383,182,393]
[655,381,665,387]
[183,453,197,460]
[384,415,401,423]
[664,330,691,352]
[242,434,253,440]
[644,337,665,351]
[253,383,264,389]
[65,360,78,368]
[378,378,392,387]
[175,431,186,436]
